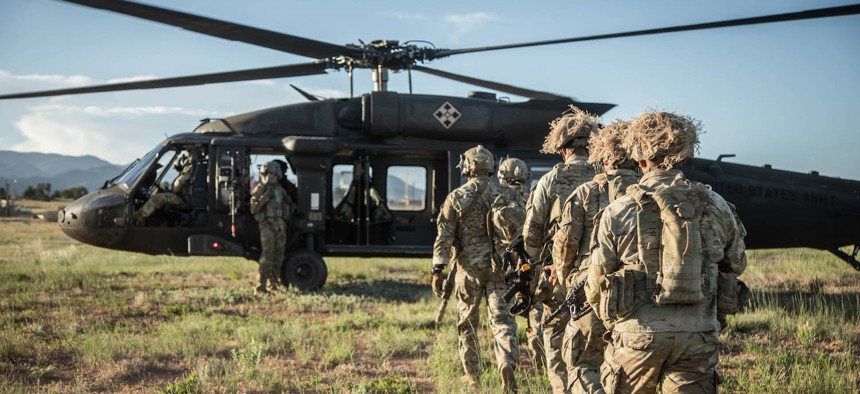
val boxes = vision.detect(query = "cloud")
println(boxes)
[10,104,224,163]
[382,11,425,21]
[0,70,93,91]
[443,12,500,34]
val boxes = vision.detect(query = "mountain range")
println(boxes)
[0,151,126,193]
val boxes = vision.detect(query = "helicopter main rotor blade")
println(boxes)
[430,4,860,58]
[62,0,362,59]
[0,63,328,100]
[412,65,569,101]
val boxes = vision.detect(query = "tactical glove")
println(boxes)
[431,271,445,298]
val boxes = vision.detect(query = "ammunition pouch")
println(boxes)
[597,268,647,322]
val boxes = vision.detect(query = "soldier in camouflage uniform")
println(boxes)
[491,157,545,373]
[250,161,292,295]
[553,120,640,394]
[586,111,747,393]
[432,146,519,392]
[134,149,198,221]
[523,106,598,394]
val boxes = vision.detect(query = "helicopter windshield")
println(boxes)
[114,146,161,190]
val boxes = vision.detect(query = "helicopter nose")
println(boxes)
[58,191,128,247]
[58,197,89,243]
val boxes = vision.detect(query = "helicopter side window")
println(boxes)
[152,150,181,191]
[331,164,373,208]
[386,166,426,211]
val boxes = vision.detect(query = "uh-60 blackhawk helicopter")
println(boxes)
[2,0,859,291]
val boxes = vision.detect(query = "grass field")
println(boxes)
[0,208,858,393]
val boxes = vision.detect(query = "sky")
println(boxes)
[0,0,858,179]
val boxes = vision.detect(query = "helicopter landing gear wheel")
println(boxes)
[282,249,327,291]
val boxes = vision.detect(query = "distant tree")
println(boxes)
[22,183,52,201]
[52,186,89,200]
[0,186,6,199]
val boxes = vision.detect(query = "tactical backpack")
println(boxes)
[597,175,749,323]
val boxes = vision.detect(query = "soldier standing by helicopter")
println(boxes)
[523,106,599,394]
[431,145,519,393]
[586,111,747,393]
[250,161,293,295]
[491,157,546,373]
[552,120,640,394]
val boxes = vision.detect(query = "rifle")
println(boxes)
[434,264,458,324]
[541,276,591,328]
[502,235,553,333]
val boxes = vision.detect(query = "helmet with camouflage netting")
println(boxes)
[541,105,600,154]
[623,110,701,169]
[458,145,495,177]
[588,120,635,168]
[497,157,530,185]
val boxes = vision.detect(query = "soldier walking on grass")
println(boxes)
[491,157,546,373]
[250,161,293,295]
[523,106,598,394]
[432,145,519,393]
[553,120,640,394]
[586,110,747,393]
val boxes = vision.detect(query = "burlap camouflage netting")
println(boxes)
[588,120,632,167]
[540,105,600,154]
[623,110,701,169]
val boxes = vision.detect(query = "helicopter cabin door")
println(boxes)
[327,151,445,255]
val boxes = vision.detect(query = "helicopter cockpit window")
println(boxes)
[153,150,181,190]
[116,146,160,190]
[386,166,426,211]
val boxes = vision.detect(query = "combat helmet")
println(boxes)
[497,157,530,185]
[541,105,600,154]
[623,110,701,169]
[458,145,495,177]
[588,120,635,168]
[259,161,283,179]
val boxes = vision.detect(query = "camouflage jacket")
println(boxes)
[553,169,639,285]
[250,178,291,223]
[523,155,594,259]
[172,163,194,199]
[585,169,747,333]
[433,176,499,276]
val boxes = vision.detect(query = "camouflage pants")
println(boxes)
[258,217,286,289]
[563,309,607,394]
[455,270,519,380]
[543,303,570,394]
[137,192,183,219]
[527,301,546,372]
[563,270,607,394]
[602,331,719,394]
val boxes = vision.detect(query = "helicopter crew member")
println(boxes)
[250,161,293,295]
[586,111,747,393]
[491,157,546,373]
[133,148,199,221]
[431,145,519,393]
[553,120,640,394]
[523,105,598,394]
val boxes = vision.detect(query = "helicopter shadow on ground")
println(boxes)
[745,287,860,322]
[323,278,430,303]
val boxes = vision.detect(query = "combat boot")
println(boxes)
[460,374,478,390]
[501,365,518,393]
[256,271,270,295]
